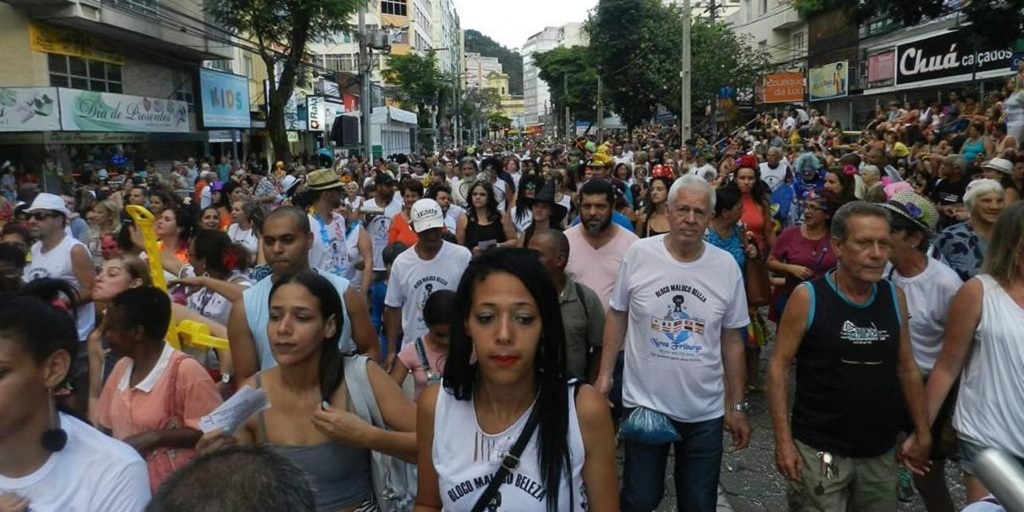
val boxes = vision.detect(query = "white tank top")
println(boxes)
[343,223,364,288]
[23,235,95,341]
[433,385,587,511]
[953,274,1024,458]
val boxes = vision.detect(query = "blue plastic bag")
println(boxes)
[619,407,681,444]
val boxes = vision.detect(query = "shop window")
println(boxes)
[49,54,123,93]
[381,0,407,16]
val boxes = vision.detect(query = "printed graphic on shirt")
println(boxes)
[839,320,890,365]
[24,266,52,280]
[444,473,548,507]
[647,284,708,361]
[366,213,391,269]
[413,275,450,326]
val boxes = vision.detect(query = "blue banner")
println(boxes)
[199,68,251,129]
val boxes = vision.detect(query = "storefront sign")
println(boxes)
[867,51,896,85]
[29,23,124,65]
[47,132,147,144]
[208,130,239,143]
[59,89,190,133]
[199,68,251,129]
[287,131,299,143]
[761,73,805,104]
[895,31,1014,85]
[307,95,324,131]
[808,61,848,102]
[0,88,61,132]
[325,99,345,132]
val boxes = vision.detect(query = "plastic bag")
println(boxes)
[619,407,681,444]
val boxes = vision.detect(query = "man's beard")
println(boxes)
[584,214,612,235]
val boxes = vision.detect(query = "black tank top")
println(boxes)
[791,270,903,457]
[464,217,506,250]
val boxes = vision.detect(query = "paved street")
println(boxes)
[614,344,969,512]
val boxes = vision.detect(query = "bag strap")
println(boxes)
[471,399,542,512]
[164,351,187,429]
[344,355,384,427]
[414,337,431,374]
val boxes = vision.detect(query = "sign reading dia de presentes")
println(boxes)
[896,31,1014,85]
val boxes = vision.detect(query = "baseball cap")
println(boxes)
[25,193,71,218]
[410,198,444,233]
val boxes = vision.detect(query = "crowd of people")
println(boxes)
[0,81,1022,512]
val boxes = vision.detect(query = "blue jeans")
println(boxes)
[621,414,724,512]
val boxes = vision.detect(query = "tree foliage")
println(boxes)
[464,30,524,96]
[533,45,602,134]
[208,0,365,162]
[587,0,770,128]
[383,51,448,114]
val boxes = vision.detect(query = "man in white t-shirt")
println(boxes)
[688,153,718,182]
[759,147,791,191]
[362,172,404,272]
[305,169,348,278]
[22,193,96,410]
[596,175,750,512]
[384,199,471,370]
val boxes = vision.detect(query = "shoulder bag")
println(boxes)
[344,355,415,512]
[471,394,542,512]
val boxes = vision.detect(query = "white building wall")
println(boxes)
[464,52,503,89]
[726,0,807,68]
[522,23,583,127]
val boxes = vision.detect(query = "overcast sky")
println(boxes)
[453,0,597,51]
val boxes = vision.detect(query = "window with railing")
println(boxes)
[381,0,407,16]
[323,54,357,73]
[48,54,123,93]
[104,0,159,17]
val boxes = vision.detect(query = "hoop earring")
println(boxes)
[41,392,67,452]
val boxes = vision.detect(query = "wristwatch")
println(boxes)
[731,401,750,413]
[221,373,233,385]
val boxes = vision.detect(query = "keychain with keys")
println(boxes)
[814,451,838,496]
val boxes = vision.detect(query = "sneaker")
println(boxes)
[897,466,915,502]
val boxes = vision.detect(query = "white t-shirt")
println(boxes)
[610,237,749,422]
[343,223,366,290]
[364,195,404,271]
[227,223,258,258]
[23,235,95,341]
[385,241,470,348]
[0,413,150,511]
[343,195,364,212]
[200,184,212,209]
[308,211,348,278]
[444,204,466,233]
[187,272,252,326]
[759,161,790,191]
[511,206,533,234]
[689,164,718,182]
[889,258,962,372]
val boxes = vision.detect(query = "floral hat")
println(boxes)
[880,190,938,233]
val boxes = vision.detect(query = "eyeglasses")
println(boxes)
[29,212,60,221]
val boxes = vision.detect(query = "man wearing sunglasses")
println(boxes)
[21,192,96,412]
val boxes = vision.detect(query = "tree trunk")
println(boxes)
[262,11,312,166]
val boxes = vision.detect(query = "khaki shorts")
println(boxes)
[786,439,897,512]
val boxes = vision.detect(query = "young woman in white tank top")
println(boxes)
[414,248,618,512]
[909,201,1024,504]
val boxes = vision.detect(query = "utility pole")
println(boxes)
[597,75,604,141]
[564,73,570,139]
[358,7,373,160]
[680,0,692,146]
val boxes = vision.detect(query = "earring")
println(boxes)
[40,391,67,452]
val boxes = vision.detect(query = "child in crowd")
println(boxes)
[390,290,454,400]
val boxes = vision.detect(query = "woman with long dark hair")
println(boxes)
[456,181,516,256]
[511,174,544,234]
[198,270,416,511]
[414,249,617,511]
[823,165,857,205]
[633,176,672,238]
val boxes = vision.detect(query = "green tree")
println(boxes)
[587,0,770,127]
[533,45,602,136]
[383,51,451,150]
[208,0,364,162]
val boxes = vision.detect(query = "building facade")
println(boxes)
[464,52,504,90]
[522,23,585,131]
[0,0,235,186]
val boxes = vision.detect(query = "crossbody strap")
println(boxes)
[471,401,542,512]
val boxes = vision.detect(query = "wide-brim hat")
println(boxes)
[526,182,568,223]
[458,176,506,206]
[880,190,938,234]
[306,168,344,191]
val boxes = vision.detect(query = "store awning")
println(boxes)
[372,106,418,125]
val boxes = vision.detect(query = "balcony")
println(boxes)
[772,6,803,31]
[3,0,231,62]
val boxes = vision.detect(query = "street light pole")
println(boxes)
[358,7,373,160]
[681,0,692,145]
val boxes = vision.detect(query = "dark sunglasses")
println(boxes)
[29,212,61,221]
